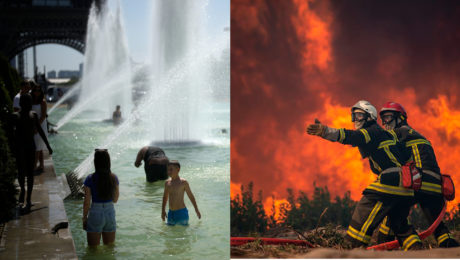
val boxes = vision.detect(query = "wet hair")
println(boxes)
[19,94,33,113]
[93,149,116,200]
[168,160,180,169]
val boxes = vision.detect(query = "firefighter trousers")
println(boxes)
[378,193,454,245]
[346,193,421,250]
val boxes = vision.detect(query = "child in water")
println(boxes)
[161,160,201,225]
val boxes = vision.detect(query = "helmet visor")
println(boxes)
[381,113,395,125]
[351,112,367,122]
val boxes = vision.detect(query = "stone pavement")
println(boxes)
[0,152,77,259]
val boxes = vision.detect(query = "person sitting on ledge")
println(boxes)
[134,146,169,182]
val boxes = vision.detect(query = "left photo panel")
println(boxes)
[0,0,230,259]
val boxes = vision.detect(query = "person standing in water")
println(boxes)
[161,160,201,225]
[83,149,119,246]
[11,94,53,213]
[112,105,122,125]
[134,146,169,182]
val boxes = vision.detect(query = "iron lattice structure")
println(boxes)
[0,0,104,60]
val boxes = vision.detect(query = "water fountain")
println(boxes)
[51,1,229,258]
[54,1,133,130]
[66,0,230,178]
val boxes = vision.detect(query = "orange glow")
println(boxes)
[231,0,460,223]
[264,197,290,221]
[230,181,242,200]
[292,0,332,72]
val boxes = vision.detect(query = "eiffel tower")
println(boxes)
[0,0,104,77]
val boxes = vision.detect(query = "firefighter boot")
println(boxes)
[439,237,460,248]
[342,235,367,249]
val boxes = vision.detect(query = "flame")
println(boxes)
[230,181,242,200]
[231,0,460,221]
[291,0,332,72]
[264,197,290,221]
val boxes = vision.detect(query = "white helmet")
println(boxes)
[351,100,378,121]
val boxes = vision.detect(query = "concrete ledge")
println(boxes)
[0,153,77,259]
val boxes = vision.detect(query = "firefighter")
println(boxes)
[377,102,459,248]
[306,100,422,250]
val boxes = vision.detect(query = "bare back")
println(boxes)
[165,178,187,210]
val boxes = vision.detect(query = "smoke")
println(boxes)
[231,0,460,215]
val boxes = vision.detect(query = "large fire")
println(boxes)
[231,0,460,220]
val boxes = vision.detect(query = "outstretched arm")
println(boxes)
[306,118,370,146]
[161,182,169,221]
[34,113,53,155]
[185,181,201,219]
[134,146,148,167]
[306,119,340,142]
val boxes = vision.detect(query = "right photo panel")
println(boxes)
[231,0,460,258]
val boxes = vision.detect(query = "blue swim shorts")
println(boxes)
[167,208,189,226]
[87,202,116,232]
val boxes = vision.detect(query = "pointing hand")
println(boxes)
[306,118,326,136]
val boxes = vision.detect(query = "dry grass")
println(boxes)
[231,226,460,258]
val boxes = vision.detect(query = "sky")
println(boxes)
[231,0,460,216]
[21,0,229,78]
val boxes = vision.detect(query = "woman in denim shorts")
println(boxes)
[82,149,119,246]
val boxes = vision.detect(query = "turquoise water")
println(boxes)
[48,103,229,259]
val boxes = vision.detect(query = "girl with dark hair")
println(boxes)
[83,149,119,246]
[31,83,48,173]
[11,94,53,213]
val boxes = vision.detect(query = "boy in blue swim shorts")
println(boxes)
[161,160,201,225]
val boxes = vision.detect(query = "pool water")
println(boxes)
[48,103,229,259]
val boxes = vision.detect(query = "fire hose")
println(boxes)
[367,202,447,250]
[230,237,314,247]
[231,203,447,250]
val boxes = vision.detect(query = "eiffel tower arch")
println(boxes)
[0,0,104,77]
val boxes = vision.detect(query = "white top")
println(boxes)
[13,93,20,109]
[32,103,48,151]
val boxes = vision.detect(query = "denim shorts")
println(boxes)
[167,208,189,226]
[87,202,116,232]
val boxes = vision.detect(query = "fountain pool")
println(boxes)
[49,101,229,259]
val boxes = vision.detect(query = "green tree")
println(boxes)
[0,121,17,223]
[231,182,267,236]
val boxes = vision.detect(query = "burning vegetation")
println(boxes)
[231,0,460,222]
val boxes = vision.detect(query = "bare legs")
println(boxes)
[87,232,116,246]
[34,150,44,171]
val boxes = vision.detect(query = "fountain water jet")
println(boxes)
[55,1,133,130]
[67,0,229,178]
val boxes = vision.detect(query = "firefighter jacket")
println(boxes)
[337,121,413,197]
[393,125,442,195]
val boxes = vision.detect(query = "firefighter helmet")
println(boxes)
[351,100,378,121]
[379,102,407,119]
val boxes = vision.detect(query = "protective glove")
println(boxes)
[306,119,327,137]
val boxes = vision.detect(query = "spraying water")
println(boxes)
[149,0,208,142]
[55,1,133,130]
[71,0,229,178]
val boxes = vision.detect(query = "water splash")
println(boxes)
[55,0,132,130]
[73,35,228,177]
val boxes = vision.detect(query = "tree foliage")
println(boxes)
[231,183,357,236]
[0,56,20,223]
[231,182,267,236]
[0,122,17,223]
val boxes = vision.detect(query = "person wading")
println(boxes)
[83,149,119,246]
